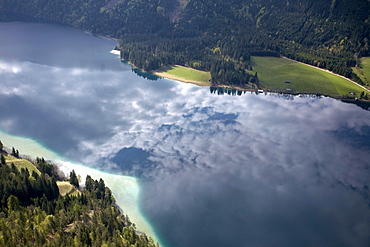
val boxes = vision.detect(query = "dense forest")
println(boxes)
[0,142,158,246]
[0,0,369,88]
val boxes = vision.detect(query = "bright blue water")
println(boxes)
[0,22,370,247]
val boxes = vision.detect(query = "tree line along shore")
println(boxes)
[128,54,369,99]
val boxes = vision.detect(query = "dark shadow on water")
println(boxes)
[342,99,370,111]
[210,87,247,96]
[210,86,324,101]
[110,147,155,177]
[121,61,161,81]
[331,125,370,150]
[210,86,370,112]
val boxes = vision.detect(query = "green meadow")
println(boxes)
[352,57,370,85]
[155,65,211,85]
[251,56,365,97]
[57,181,77,196]
[5,155,40,174]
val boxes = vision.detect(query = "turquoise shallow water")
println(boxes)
[0,22,370,246]
[0,130,161,244]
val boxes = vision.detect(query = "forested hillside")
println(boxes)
[1,0,369,88]
[0,144,158,246]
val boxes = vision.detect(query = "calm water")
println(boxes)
[0,22,370,247]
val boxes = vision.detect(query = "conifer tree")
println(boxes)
[70,170,79,188]
[0,154,5,165]
[85,175,94,191]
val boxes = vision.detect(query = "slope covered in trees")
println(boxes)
[0,145,158,246]
[0,0,369,90]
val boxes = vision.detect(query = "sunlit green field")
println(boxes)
[5,155,40,174]
[57,181,76,196]
[352,57,370,86]
[155,65,211,85]
[251,56,364,97]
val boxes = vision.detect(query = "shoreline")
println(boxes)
[152,66,211,87]
[0,130,161,245]
[113,50,367,99]
[110,50,211,87]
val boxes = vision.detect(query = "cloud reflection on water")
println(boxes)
[1,59,370,246]
[0,22,369,247]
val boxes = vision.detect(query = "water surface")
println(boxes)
[0,22,369,247]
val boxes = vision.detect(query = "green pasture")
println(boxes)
[352,57,370,85]
[5,155,40,174]
[156,65,211,83]
[57,181,76,196]
[4,153,80,196]
[251,56,364,97]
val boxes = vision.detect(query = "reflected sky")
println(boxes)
[0,22,370,246]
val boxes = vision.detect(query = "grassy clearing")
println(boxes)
[352,57,370,85]
[4,154,78,196]
[57,181,75,196]
[352,67,366,84]
[154,65,211,86]
[360,58,370,83]
[5,155,40,174]
[251,56,364,97]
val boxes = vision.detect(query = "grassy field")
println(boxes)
[154,65,211,86]
[4,154,78,196]
[5,155,40,174]
[352,57,370,86]
[57,181,76,196]
[251,56,365,97]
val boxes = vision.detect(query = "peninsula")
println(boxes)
[0,140,159,246]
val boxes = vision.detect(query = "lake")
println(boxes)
[0,22,370,247]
